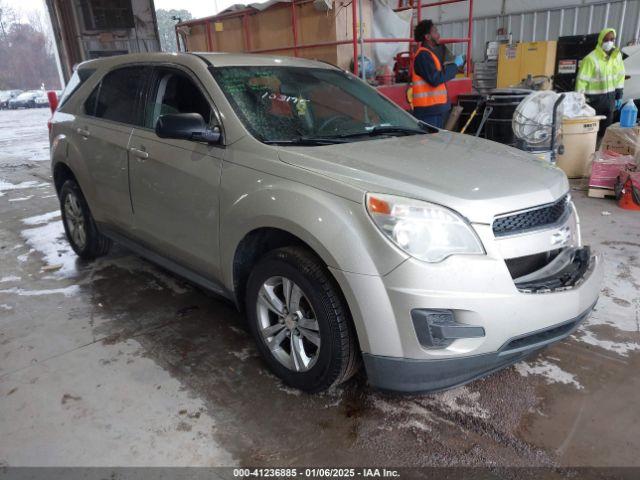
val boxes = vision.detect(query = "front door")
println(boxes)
[128,66,225,279]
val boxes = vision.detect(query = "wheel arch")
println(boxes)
[50,133,98,214]
[231,225,339,312]
[53,161,78,195]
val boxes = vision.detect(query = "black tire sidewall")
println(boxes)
[246,250,344,392]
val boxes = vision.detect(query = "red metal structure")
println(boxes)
[175,0,474,107]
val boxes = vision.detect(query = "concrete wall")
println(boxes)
[46,0,161,82]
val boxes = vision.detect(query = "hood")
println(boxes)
[598,27,616,47]
[278,131,569,224]
[596,28,620,58]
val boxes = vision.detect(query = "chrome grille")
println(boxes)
[493,195,569,237]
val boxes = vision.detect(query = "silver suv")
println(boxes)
[50,53,602,393]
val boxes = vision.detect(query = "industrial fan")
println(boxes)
[512,91,564,160]
[512,91,596,162]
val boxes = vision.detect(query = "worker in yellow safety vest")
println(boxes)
[411,19,464,128]
[576,27,626,136]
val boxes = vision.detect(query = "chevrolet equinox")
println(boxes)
[49,53,602,393]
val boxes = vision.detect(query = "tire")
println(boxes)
[59,179,111,260]
[246,247,360,392]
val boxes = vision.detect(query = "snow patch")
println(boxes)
[0,276,21,283]
[0,304,12,311]
[17,250,34,262]
[230,347,254,361]
[373,385,489,432]
[9,196,33,202]
[277,384,302,396]
[574,329,640,357]
[20,220,78,277]
[17,210,195,288]
[0,285,79,297]
[22,210,60,226]
[0,179,41,197]
[399,419,432,432]
[515,359,583,389]
[574,251,640,355]
[430,386,490,419]
[372,397,438,433]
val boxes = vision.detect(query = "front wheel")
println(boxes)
[59,179,111,260]
[246,247,360,392]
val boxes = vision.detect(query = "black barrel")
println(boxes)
[484,88,532,146]
[457,93,485,134]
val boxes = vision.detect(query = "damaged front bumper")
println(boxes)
[514,246,594,293]
[364,249,599,393]
[332,238,602,392]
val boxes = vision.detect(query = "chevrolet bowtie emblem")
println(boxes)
[551,226,571,246]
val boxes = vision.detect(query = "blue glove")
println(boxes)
[454,55,464,68]
[615,99,623,110]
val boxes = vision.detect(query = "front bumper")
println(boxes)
[363,302,595,393]
[330,234,602,392]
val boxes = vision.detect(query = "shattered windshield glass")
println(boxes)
[211,66,429,144]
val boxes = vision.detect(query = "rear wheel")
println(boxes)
[60,179,111,260]
[246,247,360,392]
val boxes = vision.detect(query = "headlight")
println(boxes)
[365,193,484,263]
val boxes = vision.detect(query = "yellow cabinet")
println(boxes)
[497,41,557,88]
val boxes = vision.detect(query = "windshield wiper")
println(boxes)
[320,124,433,140]
[263,136,348,146]
[263,124,433,145]
[369,125,429,135]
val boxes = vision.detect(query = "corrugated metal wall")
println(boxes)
[436,0,640,59]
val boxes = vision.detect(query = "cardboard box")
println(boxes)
[601,123,640,158]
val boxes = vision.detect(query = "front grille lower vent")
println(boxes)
[500,319,579,353]
[493,195,569,237]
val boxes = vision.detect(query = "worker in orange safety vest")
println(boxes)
[411,19,464,128]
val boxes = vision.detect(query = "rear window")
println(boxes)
[58,68,95,109]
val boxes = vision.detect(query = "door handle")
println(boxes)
[76,127,90,137]
[129,147,149,160]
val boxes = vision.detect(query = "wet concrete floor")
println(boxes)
[0,109,639,467]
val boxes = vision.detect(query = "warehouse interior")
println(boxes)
[1,0,639,474]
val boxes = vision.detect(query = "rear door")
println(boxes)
[128,65,225,279]
[73,65,149,232]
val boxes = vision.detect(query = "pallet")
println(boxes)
[588,187,616,199]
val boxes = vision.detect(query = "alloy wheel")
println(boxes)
[64,192,87,250]
[256,276,321,372]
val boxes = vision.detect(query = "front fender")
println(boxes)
[219,161,407,292]
[219,161,409,354]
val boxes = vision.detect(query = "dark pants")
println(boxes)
[586,92,616,137]
[413,105,450,129]
[416,113,445,128]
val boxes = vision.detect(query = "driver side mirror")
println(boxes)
[155,113,221,144]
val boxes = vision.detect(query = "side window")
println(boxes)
[84,66,147,125]
[145,69,216,129]
[84,84,99,116]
